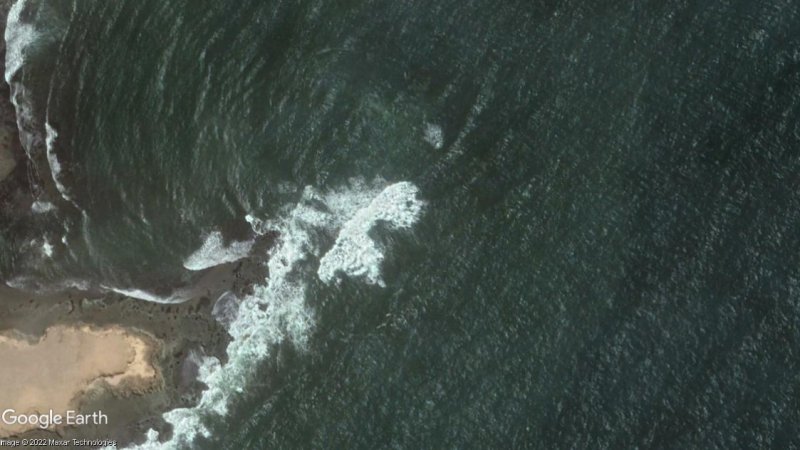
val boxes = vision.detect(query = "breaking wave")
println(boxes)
[102,286,193,305]
[318,182,424,286]
[4,0,40,154]
[31,200,55,213]
[44,122,75,203]
[118,179,424,449]
[183,231,254,272]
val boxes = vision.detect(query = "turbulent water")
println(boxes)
[4,0,800,448]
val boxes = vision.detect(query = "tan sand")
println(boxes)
[0,325,160,436]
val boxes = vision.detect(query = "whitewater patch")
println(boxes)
[5,0,41,155]
[318,182,424,286]
[103,286,192,305]
[424,122,444,149]
[117,180,423,449]
[44,122,75,203]
[41,238,53,258]
[31,200,56,214]
[211,292,240,328]
[6,276,91,294]
[6,2,81,209]
[21,237,55,259]
[183,231,254,271]
[4,0,35,84]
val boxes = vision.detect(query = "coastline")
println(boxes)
[0,1,322,447]
[0,282,231,446]
[0,0,267,437]
[0,324,161,436]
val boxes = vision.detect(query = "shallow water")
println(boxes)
[5,0,800,448]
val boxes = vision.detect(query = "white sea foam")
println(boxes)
[22,236,55,259]
[211,291,240,328]
[244,213,263,233]
[62,279,91,291]
[5,276,90,293]
[424,122,444,149]
[104,286,191,304]
[4,0,35,85]
[44,122,75,203]
[5,0,40,156]
[318,182,424,286]
[41,238,53,258]
[5,276,32,290]
[6,3,80,207]
[117,180,423,449]
[31,200,55,214]
[183,231,254,271]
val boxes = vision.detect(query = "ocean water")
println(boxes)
[5,0,800,448]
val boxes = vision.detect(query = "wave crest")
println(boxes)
[182,231,254,271]
[318,181,424,286]
[119,180,423,449]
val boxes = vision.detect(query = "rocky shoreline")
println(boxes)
[0,3,261,447]
[0,284,230,446]
[0,261,273,448]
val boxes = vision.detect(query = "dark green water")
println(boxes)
[5,0,800,448]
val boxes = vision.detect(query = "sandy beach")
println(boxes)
[0,260,262,444]
[0,325,160,436]
[0,2,248,443]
